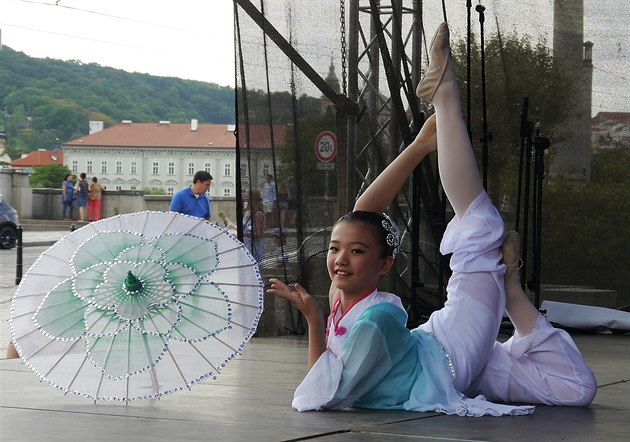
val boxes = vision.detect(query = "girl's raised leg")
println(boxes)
[417,23,483,219]
[415,23,505,393]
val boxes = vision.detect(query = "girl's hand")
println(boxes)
[412,113,437,153]
[267,278,321,321]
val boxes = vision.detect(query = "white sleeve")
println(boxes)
[292,319,392,411]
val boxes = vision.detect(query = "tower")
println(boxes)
[551,0,593,182]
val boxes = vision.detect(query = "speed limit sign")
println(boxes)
[314,131,337,163]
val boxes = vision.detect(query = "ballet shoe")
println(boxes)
[501,230,523,285]
[415,22,456,102]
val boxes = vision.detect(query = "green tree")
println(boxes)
[30,164,72,189]
[143,188,167,195]
[542,149,630,303]
[0,46,236,157]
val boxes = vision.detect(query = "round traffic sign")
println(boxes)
[314,131,337,163]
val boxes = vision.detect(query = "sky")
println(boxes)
[1,0,628,115]
[0,0,237,86]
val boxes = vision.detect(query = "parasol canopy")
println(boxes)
[9,211,264,402]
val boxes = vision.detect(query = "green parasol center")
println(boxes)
[124,270,143,293]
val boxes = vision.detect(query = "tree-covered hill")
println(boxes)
[0,46,235,159]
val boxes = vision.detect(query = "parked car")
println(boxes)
[0,196,19,249]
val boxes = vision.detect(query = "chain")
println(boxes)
[340,0,348,96]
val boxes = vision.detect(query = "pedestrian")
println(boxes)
[61,173,74,221]
[74,173,89,222]
[286,176,298,227]
[277,181,289,227]
[88,177,104,221]
[267,23,596,415]
[220,189,265,263]
[262,174,277,228]
[169,171,213,220]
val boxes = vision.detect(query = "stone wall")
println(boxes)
[30,189,237,221]
[0,169,32,218]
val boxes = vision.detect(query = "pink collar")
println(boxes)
[329,288,376,336]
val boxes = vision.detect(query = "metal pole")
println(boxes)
[346,0,359,213]
[15,224,23,285]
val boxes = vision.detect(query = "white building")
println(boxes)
[63,120,288,196]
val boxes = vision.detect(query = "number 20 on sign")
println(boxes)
[314,131,337,163]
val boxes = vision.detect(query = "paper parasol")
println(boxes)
[9,211,264,402]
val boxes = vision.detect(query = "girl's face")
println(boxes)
[327,221,393,299]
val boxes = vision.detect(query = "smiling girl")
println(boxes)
[267,23,596,416]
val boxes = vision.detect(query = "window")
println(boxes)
[87,160,93,173]
[240,163,248,178]
[168,162,175,175]
[152,161,159,175]
[101,161,107,174]
[224,163,231,176]
[131,161,137,174]
[71,160,78,173]
[223,188,231,197]
[167,187,174,195]
[115,186,122,191]
[204,162,211,173]
[262,163,270,177]
[130,185,137,190]
[188,162,195,175]
[116,161,122,174]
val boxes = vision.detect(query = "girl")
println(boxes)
[267,23,596,415]
[61,173,74,221]
[74,172,89,221]
[88,176,104,221]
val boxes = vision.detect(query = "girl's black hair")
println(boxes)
[334,211,395,258]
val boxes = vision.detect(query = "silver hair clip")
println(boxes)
[381,213,400,258]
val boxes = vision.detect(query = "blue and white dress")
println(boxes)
[293,192,596,414]
[293,289,533,416]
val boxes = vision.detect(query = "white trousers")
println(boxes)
[417,192,597,406]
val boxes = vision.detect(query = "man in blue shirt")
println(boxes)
[169,171,213,220]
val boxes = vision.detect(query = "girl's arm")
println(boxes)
[354,114,436,213]
[267,278,325,368]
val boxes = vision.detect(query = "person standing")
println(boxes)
[277,181,289,227]
[88,177,104,221]
[169,171,213,220]
[286,176,298,227]
[74,173,89,222]
[242,189,266,263]
[61,173,74,221]
[220,189,266,263]
[262,173,277,228]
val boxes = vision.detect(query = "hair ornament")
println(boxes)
[381,212,400,258]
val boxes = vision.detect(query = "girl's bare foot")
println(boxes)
[501,231,540,336]
[501,230,522,288]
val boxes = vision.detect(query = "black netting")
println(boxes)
[234,0,629,334]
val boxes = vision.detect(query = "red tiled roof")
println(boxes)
[592,112,630,125]
[63,122,288,149]
[10,150,64,167]
[237,124,289,149]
